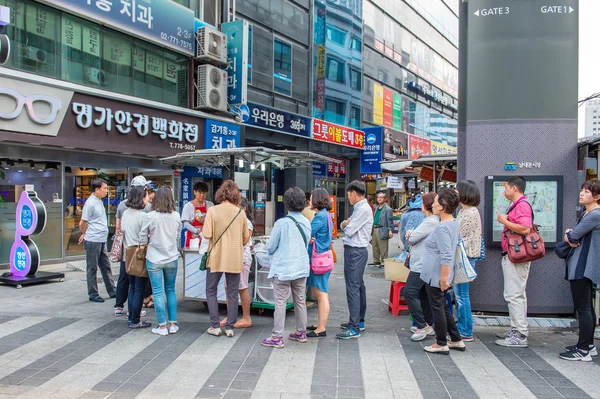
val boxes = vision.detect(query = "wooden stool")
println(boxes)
[388,281,409,316]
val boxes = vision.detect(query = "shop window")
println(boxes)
[350,36,362,52]
[326,24,346,46]
[349,67,361,90]
[248,25,253,85]
[326,57,345,83]
[350,106,361,128]
[325,98,346,125]
[274,38,292,96]
[2,0,189,108]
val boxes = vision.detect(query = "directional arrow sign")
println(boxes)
[474,9,480,16]
[569,7,574,13]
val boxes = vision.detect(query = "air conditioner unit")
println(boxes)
[84,66,107,86]
[195,26,227,66]
[196,64,227,112]
[22,46,47,63]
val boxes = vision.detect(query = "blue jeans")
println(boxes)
[128,275,148,324]
[147,259,178,326]
[454,259,475,338]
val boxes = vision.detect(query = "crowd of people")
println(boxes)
[78,173,600,361]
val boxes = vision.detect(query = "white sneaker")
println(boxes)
[411,327,432,341]
[152,326,169,336]
[168,324,179,334]
[410,325,435,336]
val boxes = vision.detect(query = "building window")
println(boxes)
[350,36,362,52]
[325,98,346,125]
[326,57,345,83]
[4,0,189,107]
[248,25,253,85]
[326,24,346,46]
[594,115,597,119]
[349,68,361,91]
[350,106,360,128]
[273,38,292,96]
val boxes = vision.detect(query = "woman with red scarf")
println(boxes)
[181,182,214,248]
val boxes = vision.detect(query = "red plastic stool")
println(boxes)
[388,281,409,316]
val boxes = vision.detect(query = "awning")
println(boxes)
[159,147,342,170]
[380,160,413,173]
[410,155,457,165]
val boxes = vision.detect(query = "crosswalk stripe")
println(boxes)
[0,319,108,381]
[360,330,422,399]
[528,334,600,398]
[478,331,592,399]
[0,317,78,357]
[0,316,19,326]
[0,320,130,388]
[451,337,535,399]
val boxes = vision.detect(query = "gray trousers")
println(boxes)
[272,277,307,338]
[206,270,240,329]
[84,240,115,298]
[371,228,389,264]
[344,245,368,331]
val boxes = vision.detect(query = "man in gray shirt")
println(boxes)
[337,181,374,340]
[79,178,115,303]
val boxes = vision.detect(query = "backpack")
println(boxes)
[504,199,545,263]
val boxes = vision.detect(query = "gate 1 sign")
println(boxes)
[10,191,47,277]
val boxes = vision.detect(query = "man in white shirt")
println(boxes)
[79,178,115,303]
[337,181,374,339]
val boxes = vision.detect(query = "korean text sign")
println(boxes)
[204,119,241,149]
[312,119,364,149]
[221,20,248,106]
[360,127,383,174]
[408,135,431,159]
[43,0,195,55]
[244,103,311,138]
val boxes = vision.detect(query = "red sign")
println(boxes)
[315,78,325,109]
[409,136,431,159]
[384,46,394,58]
[327,158,346,179]
[441,169,457,183]
[313,119,364,149]
[393,51,402,64]
[383,88,393,128]
[374,40,385,53]
[418,166,434,182]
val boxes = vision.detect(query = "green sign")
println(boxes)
[392,92,402,129]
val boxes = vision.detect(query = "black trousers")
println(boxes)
[404,271,433,329]
[570,278,596,350]
[426,284,461,346]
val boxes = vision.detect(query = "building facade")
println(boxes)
[584,99,600,137]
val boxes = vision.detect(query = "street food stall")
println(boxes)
[160,147,342,309]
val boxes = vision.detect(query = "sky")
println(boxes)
[578,0,600,136]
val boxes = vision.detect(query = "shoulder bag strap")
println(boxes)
[207,208,242,256]
[286,215,308,247]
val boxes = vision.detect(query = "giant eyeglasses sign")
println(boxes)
[10,191,47,277]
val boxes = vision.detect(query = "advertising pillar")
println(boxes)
[460,0,579,313]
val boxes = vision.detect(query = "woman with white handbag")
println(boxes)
[420,188,465,354]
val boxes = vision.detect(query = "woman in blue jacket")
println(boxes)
[306,188,334,338]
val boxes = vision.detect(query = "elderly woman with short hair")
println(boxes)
[261,187,311,349]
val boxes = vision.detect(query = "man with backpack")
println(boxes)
[495,176,533,348]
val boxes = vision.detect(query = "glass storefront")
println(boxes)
[0,157,174,265]
[0,0,189,108]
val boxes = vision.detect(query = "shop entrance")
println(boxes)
[314,179,346,223]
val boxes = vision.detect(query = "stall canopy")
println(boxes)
[160,147,342,177]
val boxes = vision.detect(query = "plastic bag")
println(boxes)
[254,242,272,268]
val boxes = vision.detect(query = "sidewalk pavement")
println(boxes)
[0,237,596,399]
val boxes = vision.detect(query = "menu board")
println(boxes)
[486,176,563,247]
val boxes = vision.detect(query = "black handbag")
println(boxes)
[555,241,574,260]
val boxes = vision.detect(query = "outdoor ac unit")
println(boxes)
[84,66,107,86]
[195,26,227,66]
[196,64,227,112]
[22,46,47,63]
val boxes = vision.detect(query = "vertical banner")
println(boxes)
[373,83,384,125]
[313,3,326,119]
[392,92,402,129]
[360,126,383,174]
[383,88,393,127]
[329,195,338,237]
[221,20,249,107]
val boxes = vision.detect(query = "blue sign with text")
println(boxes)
[204,120,241,149]
[360,127,383,174]
[312,162,327,178]
[44,0,195,55]
[221,20,249,106]
[245,103,311,138]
